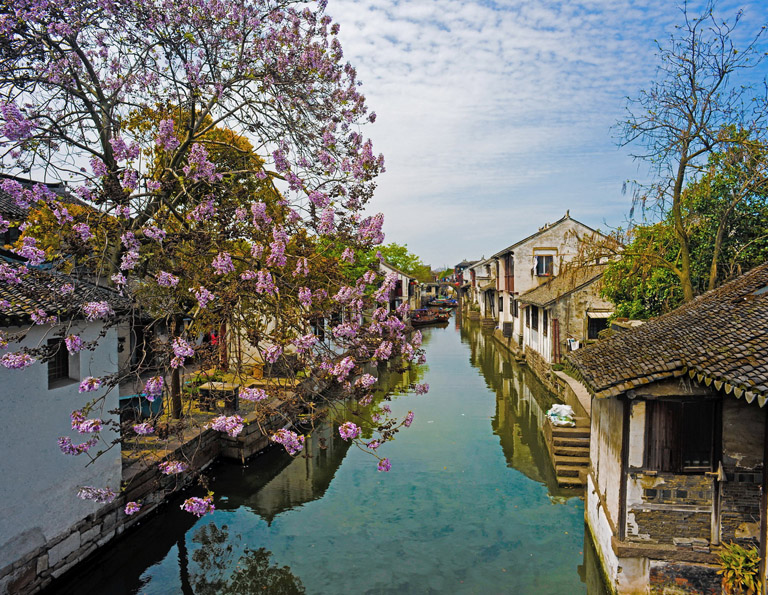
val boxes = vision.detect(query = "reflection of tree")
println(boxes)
[222,548,305,594]
[460,320,574,498]
[187,523,305,594]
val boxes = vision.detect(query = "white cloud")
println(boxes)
[327,0,768,268]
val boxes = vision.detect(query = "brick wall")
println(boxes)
[649,561,721,595]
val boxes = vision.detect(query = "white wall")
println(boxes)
[0,321,121,569]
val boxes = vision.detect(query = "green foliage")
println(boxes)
[600,224,685,318]
[602,136,768,318]
[378,243,432,283]
[718,541,760,595]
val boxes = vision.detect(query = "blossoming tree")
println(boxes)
[0,0,428,512]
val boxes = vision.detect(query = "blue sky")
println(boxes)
[327,0,768,269]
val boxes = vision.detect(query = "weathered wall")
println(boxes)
[0,322,121,586]
[593,397,623,529]
[720,397,765,546]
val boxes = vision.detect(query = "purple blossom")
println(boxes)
[65,335,83,354]
[124,501,142,515]
[83,301,114,321]
[404,411,415,427]
[251,243,264,259]
[377,458,392,472]
[356,374,376,389]
[292,257,309,277]
[31,308,57,325]
[298,287,312,308]
[143,226,166,241]
[58,436,98,455]
[250,201,272,226]
[188,200,216,222]
[159,460,188,475]
[156,271,179,287]
[212,252,234,275]
[60,283,74,295]
[341,247,355,263]
[90,158,108,177]
[264,344,282,364]
[156,119,179,151]
[191,286,215,309]
[240,387,268,402]
[332,356,355,382]
[72,222,92,242]
[1,101,35,140]
[79,376,102,393]
[373,340,393,360]
[111,273,126,288]
[267,240,286,267]
[209,415,245,437]
[318,207,335,234]
[110,137,140,162]
[1,352,35,369]
[13,237,45,266]
[181,495,215,517]
[184,143,222,183]
[0,263,23,284]
[367,440,381,450]
[144,376,164,401]
[133,422,154,435]
[308,191,329,208]
[358,213,385,245]
[77,486,116,503]
[413,383,429,395]
[292,333,317,353]
[271,429,305,455]
[338,421,360,441]
[171,338,194,368]
[120,249,140,271]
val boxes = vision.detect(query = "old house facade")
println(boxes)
[491,212,605,346]
[517,264,612,379]
[566,263,768,594]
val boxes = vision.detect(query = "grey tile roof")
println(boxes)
[517,264,608,307]
[0,260,130,327]
[566,262,768,405]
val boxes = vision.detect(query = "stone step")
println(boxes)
[553,437,590,448]
[553,445,590,457]
[551,427,590,439]
[555,465,586,478]
[554,455,590,467]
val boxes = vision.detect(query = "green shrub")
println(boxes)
[718,541,760,595]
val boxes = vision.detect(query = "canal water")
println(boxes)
[53,316,607,594]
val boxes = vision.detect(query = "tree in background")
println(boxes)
[378,242,433,283]
[0,0,427,508]
[619,3,768,303]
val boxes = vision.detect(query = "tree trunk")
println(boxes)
[672,155,695,302]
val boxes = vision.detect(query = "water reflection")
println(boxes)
[50,318,594,595]
[460,322,570,498]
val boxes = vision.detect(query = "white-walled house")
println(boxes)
[466,257,496,318]
[0,262,125,592]
[491,212,606,346]
[567,263,768,595]
[517,264,612,374]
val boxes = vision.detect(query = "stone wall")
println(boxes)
[524,346,558,394]
[649,561,721,595]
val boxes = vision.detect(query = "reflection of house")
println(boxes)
[517,264,612,377]
[491,212,606,345]
[566,263,768,595]
[0,263,126,593]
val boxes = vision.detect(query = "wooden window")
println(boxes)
[531,306,539,330]
[505,254,515,292]
[588,317,608,340]
[525,307,530,328]
[512,299,519,318]
[498,296,503,312]
[645,400,716,472]
[535,255,554,277]
[542,309,548,336]
[394,280,403,297]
